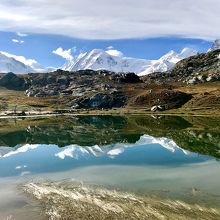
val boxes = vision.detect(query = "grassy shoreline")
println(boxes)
[0,107,220,119]
[1,82,220,118]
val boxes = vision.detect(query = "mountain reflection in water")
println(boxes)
[0,115,219,159]
[0,115,220,219]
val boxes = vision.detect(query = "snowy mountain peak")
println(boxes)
[0,51,55,74]
[0,52,34,74]
[179,47,198,58]
[162,50,177,57]
[62,47,198,76]
[0,47,198,75]
[90,48,106,55]
[208,39,220,52]
[159,50,178,63]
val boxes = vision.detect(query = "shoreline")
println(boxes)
[0,109,220,119]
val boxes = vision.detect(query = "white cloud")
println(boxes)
[17,32,28,37]
[52,47,73,60]
[12,39,24,44]
[0,51,37,66]
[106,49,123,57]
[0,0,219,40]
[106,46,114,50]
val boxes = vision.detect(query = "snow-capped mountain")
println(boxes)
[0,47,197,75]
[63,49,150,74]
[139,48,198,76]
[30,62,56,73]
[54,134,190,160]
[208,39,220,52]
[0,134,189,159]
[0,51,54,74]
[0,52,35,74]
[62,48,198,75]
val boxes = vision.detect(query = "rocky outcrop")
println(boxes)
[170,49,220,84]
[0,72,26,90]
[111,72,142,83]
[76,92,127,109]
[23,70,141,109]
[142,49,220,85]
[208,39,220,52]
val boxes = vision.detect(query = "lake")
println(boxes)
[0,115,220,219]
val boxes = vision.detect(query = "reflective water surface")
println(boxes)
[0,115,220,219]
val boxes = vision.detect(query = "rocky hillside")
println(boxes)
[24,70,141,109]
[142,49,220,84]
[0,49,219,113]
[0,72,26,90]
[0,70,192,111]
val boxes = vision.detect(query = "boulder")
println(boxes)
[56,76,70,86]
[115,73,142,83]
[151,105,167,112]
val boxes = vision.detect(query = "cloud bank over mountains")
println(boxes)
[0,0,219,40]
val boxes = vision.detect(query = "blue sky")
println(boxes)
[0,31,212,68]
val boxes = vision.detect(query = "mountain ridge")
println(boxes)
[1,39,220,75]
[62,48,198,75]
[0,52,34,74]
[0,51,55,74]
[1,40,219,75]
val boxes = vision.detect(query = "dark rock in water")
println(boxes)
[0,72,26,90]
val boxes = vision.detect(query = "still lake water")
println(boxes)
[0,115,220,219]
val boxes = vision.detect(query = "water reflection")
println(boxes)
[0,115,219,158]
[0,115,219,179]
[0,115,220,218]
